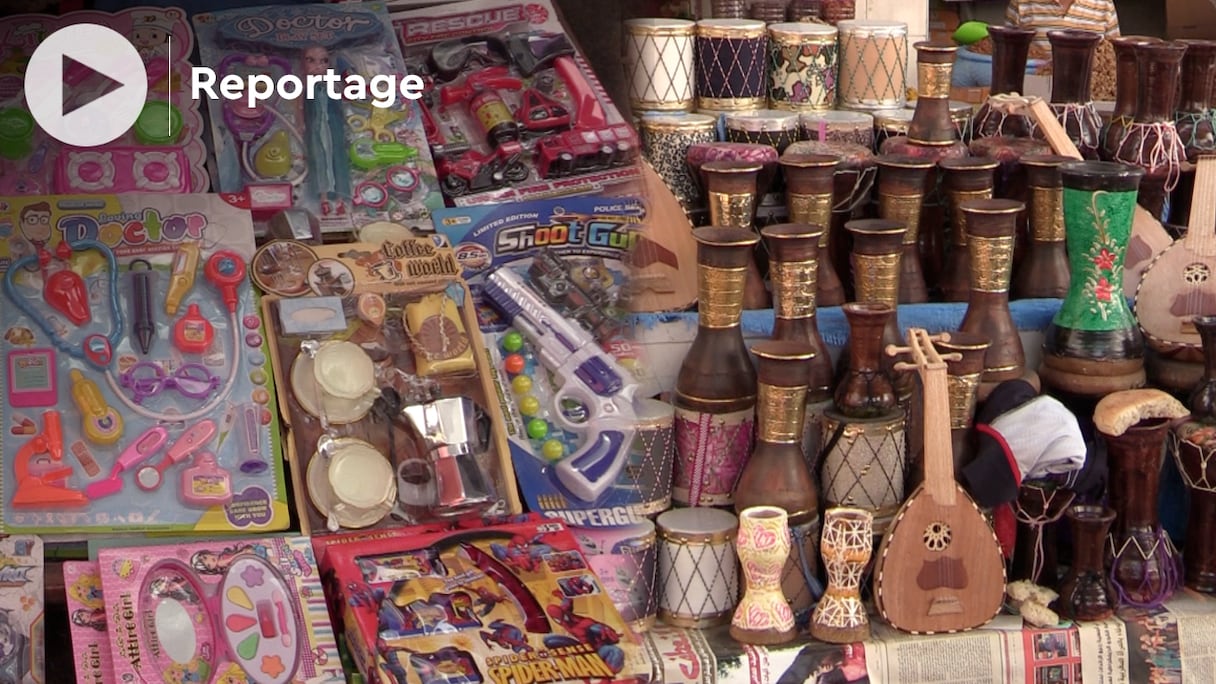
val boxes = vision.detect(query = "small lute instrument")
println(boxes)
[872,329,1006,634]
[1135,156,1216,362]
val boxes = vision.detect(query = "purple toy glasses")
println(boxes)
[120,362,221,405]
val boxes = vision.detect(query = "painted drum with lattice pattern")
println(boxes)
[695,19,768,111]
[573,521,659,632]
[819,407,907,535]
[657,507,740,628]
[639,113,719,209]
[625,19,697,112]
[628,399,675,516]
[837,20,908,112]
[767,22,838,112]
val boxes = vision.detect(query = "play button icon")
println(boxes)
[24,23,148,148]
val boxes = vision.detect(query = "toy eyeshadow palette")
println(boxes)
[96,536,345,684]
[252,237,521,536]
[326,517,652,684]
[0,7,208,196]
[194,3,444,236]
[64,561,113,684]
[388,0,640,206]
[0,194,290,533]
[0,537,43,684]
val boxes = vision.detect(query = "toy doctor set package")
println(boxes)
[0,7,208,196]
[194,2,444,235]
[0,194,291,533]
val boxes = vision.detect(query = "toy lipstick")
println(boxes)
[85,426,168,500]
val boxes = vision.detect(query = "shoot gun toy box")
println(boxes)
[96,536,345,684]
[0,7,208,195]
[432,198,672,527]
[0,194,290,533]
[388,0,640,206]
[252,237,522,536]
[64,561,113,684]
[326,517,652,684]
[0,537,43,684]
[194,2,444,234]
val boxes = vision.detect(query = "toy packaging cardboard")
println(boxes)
[96,535,345,684]
[0,194,290,533]
[0,537,43,684]
[431,198,665,527]
[388,0,640,206]
[64,560,114,684]
[194,2,444,234]
[0,7,208,195]
[326,517,652,684]
[251,236,522,536]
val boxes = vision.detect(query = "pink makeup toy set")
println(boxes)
[95,536,345,684]
[0,7,208,195]
[0,194,290,534]
[64,561,114,684]
[193,2,444,236]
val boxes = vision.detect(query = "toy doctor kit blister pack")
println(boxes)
[96,536,344,684]
[194,2,444,235]
[0,194,290,533]
[0,7,208,196]
[389,0,640,206]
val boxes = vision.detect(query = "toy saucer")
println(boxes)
[134,100,184,145]
[357,221,413,244]
[306,438,394,529]
[313,340,376,399]
[289,350,376,424]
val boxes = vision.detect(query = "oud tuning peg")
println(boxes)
[926,332,951,344]
[893,361,918,372]
[885,343,913,357]
[940,353,964,363]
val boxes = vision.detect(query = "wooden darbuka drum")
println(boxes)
[1173,422,1216,592]
[657,507,740,627]
[811,507,873,643]
[767,22,839,112]
[819,408,907,535]
[695,19,769,111]
[907,100,975,143]
[785,140,876,215]
[800,110,874,148]
[725,110,801,154]
[627,399,676,516]
[837,20,908,112]
[624,19,697,112]
[574,521,659,631]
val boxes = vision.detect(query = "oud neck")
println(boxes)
[1190,157,1216,254]
[921,364,957,504]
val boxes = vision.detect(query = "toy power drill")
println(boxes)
[483,268,637,503]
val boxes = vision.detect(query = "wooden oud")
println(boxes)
[872,329,1006,634]
[1135,156,1216,362]
[622,161,699,312]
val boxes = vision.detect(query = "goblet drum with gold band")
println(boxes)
[624,19,697,112]
[656,507,740,628]
[836,20,908,112]
[695,19,769,111]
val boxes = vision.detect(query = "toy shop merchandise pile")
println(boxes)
[323,515,652,684]
[0,7,208,196]
[389,0,639,206]
[0,193,290,533]
[194,2,444,235]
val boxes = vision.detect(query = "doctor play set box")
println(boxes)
[92,535,344,684]
[388,0,640,206]
[0,193,291,533]
[252,236,522,536]
[433,198,670,528]
[194,2,444,235]
[323,516,651,684]
[0,7,208,195]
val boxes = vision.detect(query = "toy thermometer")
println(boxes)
[165,242,200,316]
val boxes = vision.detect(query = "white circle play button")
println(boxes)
[23,23,148,148]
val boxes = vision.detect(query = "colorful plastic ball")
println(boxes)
[519,395,541,417]
[502,330,524,353]
[504,353,526,375]
[541,439,565,461]
[526,418,549,440]
[511,375,533,395]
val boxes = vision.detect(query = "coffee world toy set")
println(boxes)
[388,0,640,206]
[322,516,652,684]
[0,194,290,533]
[73,535,345,684]
[194,3,444,235]
[433,198,666,526]
[0,7,209,196]
[254,236,523,536]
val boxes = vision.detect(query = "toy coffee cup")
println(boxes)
[291,341,380,424]
[307,437,396,531]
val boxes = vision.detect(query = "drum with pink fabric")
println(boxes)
[686,141,780,214]
[800,110,874,148]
